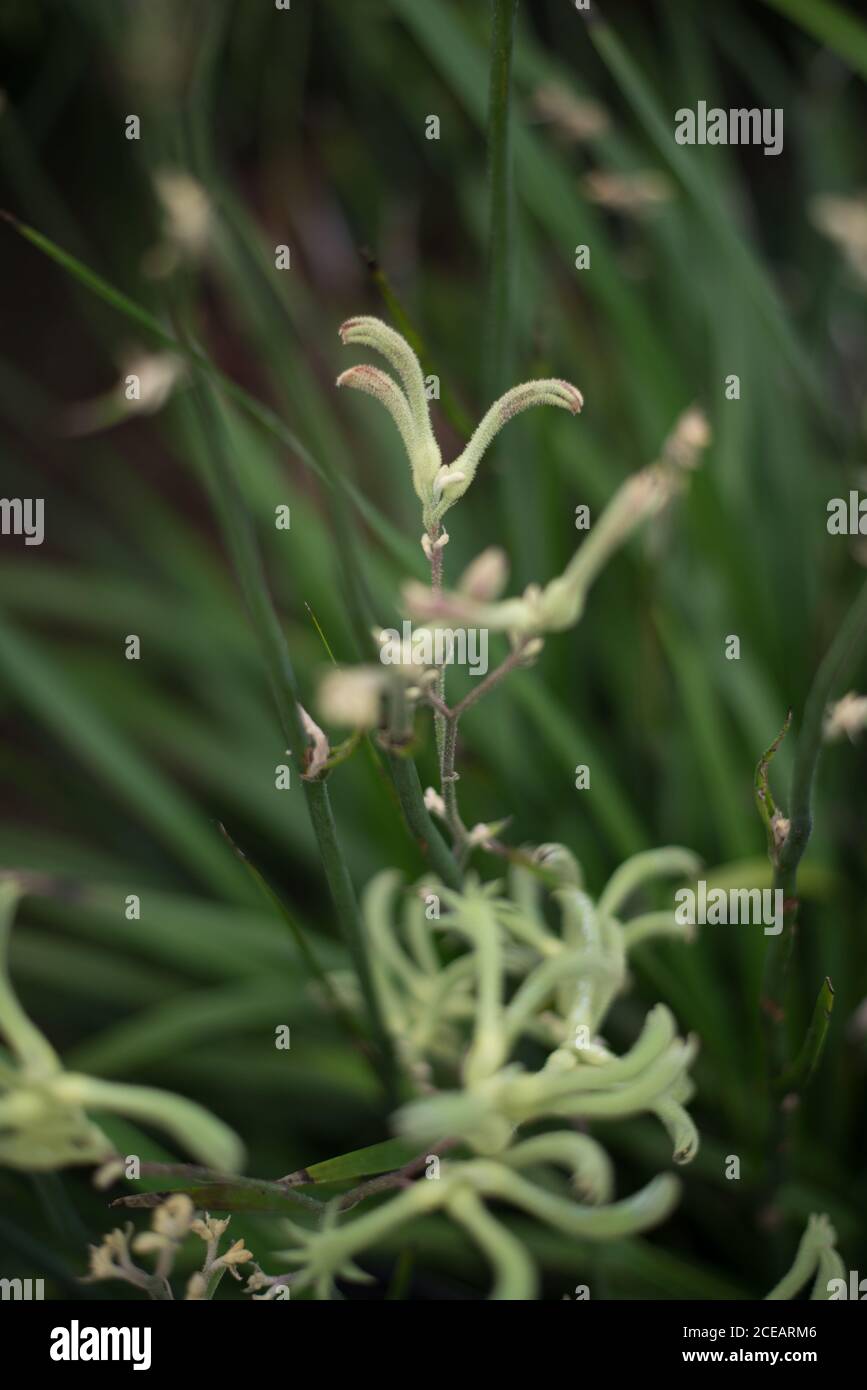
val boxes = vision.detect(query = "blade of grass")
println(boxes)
[0,212,418,573]
[217,822,369,1050]
[0,615,253,904]
[112,1177,322,1217]
[64,976,311,1077]
[485,0,518,398]
[585,21,831,428]
[183,372,399,1103]
[761,0,867,80]
[777,977,834,1095]
[763,577,867,1064]
[282,1136,422,1186]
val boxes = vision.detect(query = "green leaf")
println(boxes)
[113,1175,322,1216]
[778,977,835,1095]
[287,1136,422,1186]
[761,0,867,80]
[0,213,419,574]
[586,21,830,426]
[0,613,252,904]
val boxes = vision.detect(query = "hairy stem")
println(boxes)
[451,643,528,721]
[429,529,447,773]
[441,716,468,853]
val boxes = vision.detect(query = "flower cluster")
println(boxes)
[0,879,243,1173]
[83,1194,254,1300]
[270,842,703,1298]
[337,316,583,533]
[320,317,709,757]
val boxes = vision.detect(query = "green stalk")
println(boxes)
[761,0,867,82]
[0,882,60,1078]
[777,977,834,1095]
[759,577,867,1222]
[485,0,518,398]
[217,823,369,1050]
[447,1189,536,1299]
[762,577,867,1060]
[385,752,463,891]
[485,0,528,570]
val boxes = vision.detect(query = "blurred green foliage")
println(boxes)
[0,0,865,1299]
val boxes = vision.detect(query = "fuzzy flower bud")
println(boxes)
[337,315,582,527]
[337,365,421,489]
[439,380,582,520]
[338,317,441,500]
[457,547,509,601]
[192,1214,232,1244]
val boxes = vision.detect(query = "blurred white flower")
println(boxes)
[318,666,385,729]
[65,349,185,435]
[583,169,672,215]
[824,691,867,742]
[457,547,509,602]
[143,168,212,277]
[811,193,867,285]
[532,83,609,142]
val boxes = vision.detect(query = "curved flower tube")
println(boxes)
[337,315,583,530]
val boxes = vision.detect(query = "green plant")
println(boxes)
[71,323,719,1298]
[2,0,864,1307]
[0,881,243,1173]
[4,316,847,1299]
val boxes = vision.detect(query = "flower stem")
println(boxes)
[384,750,463,891]
[429,530,447,773]
[451,643,528,721]
[435,645,530,858]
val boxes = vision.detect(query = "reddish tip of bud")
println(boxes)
[555,380,584,413]
[338,318,362,342]
[337,364,388,390]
